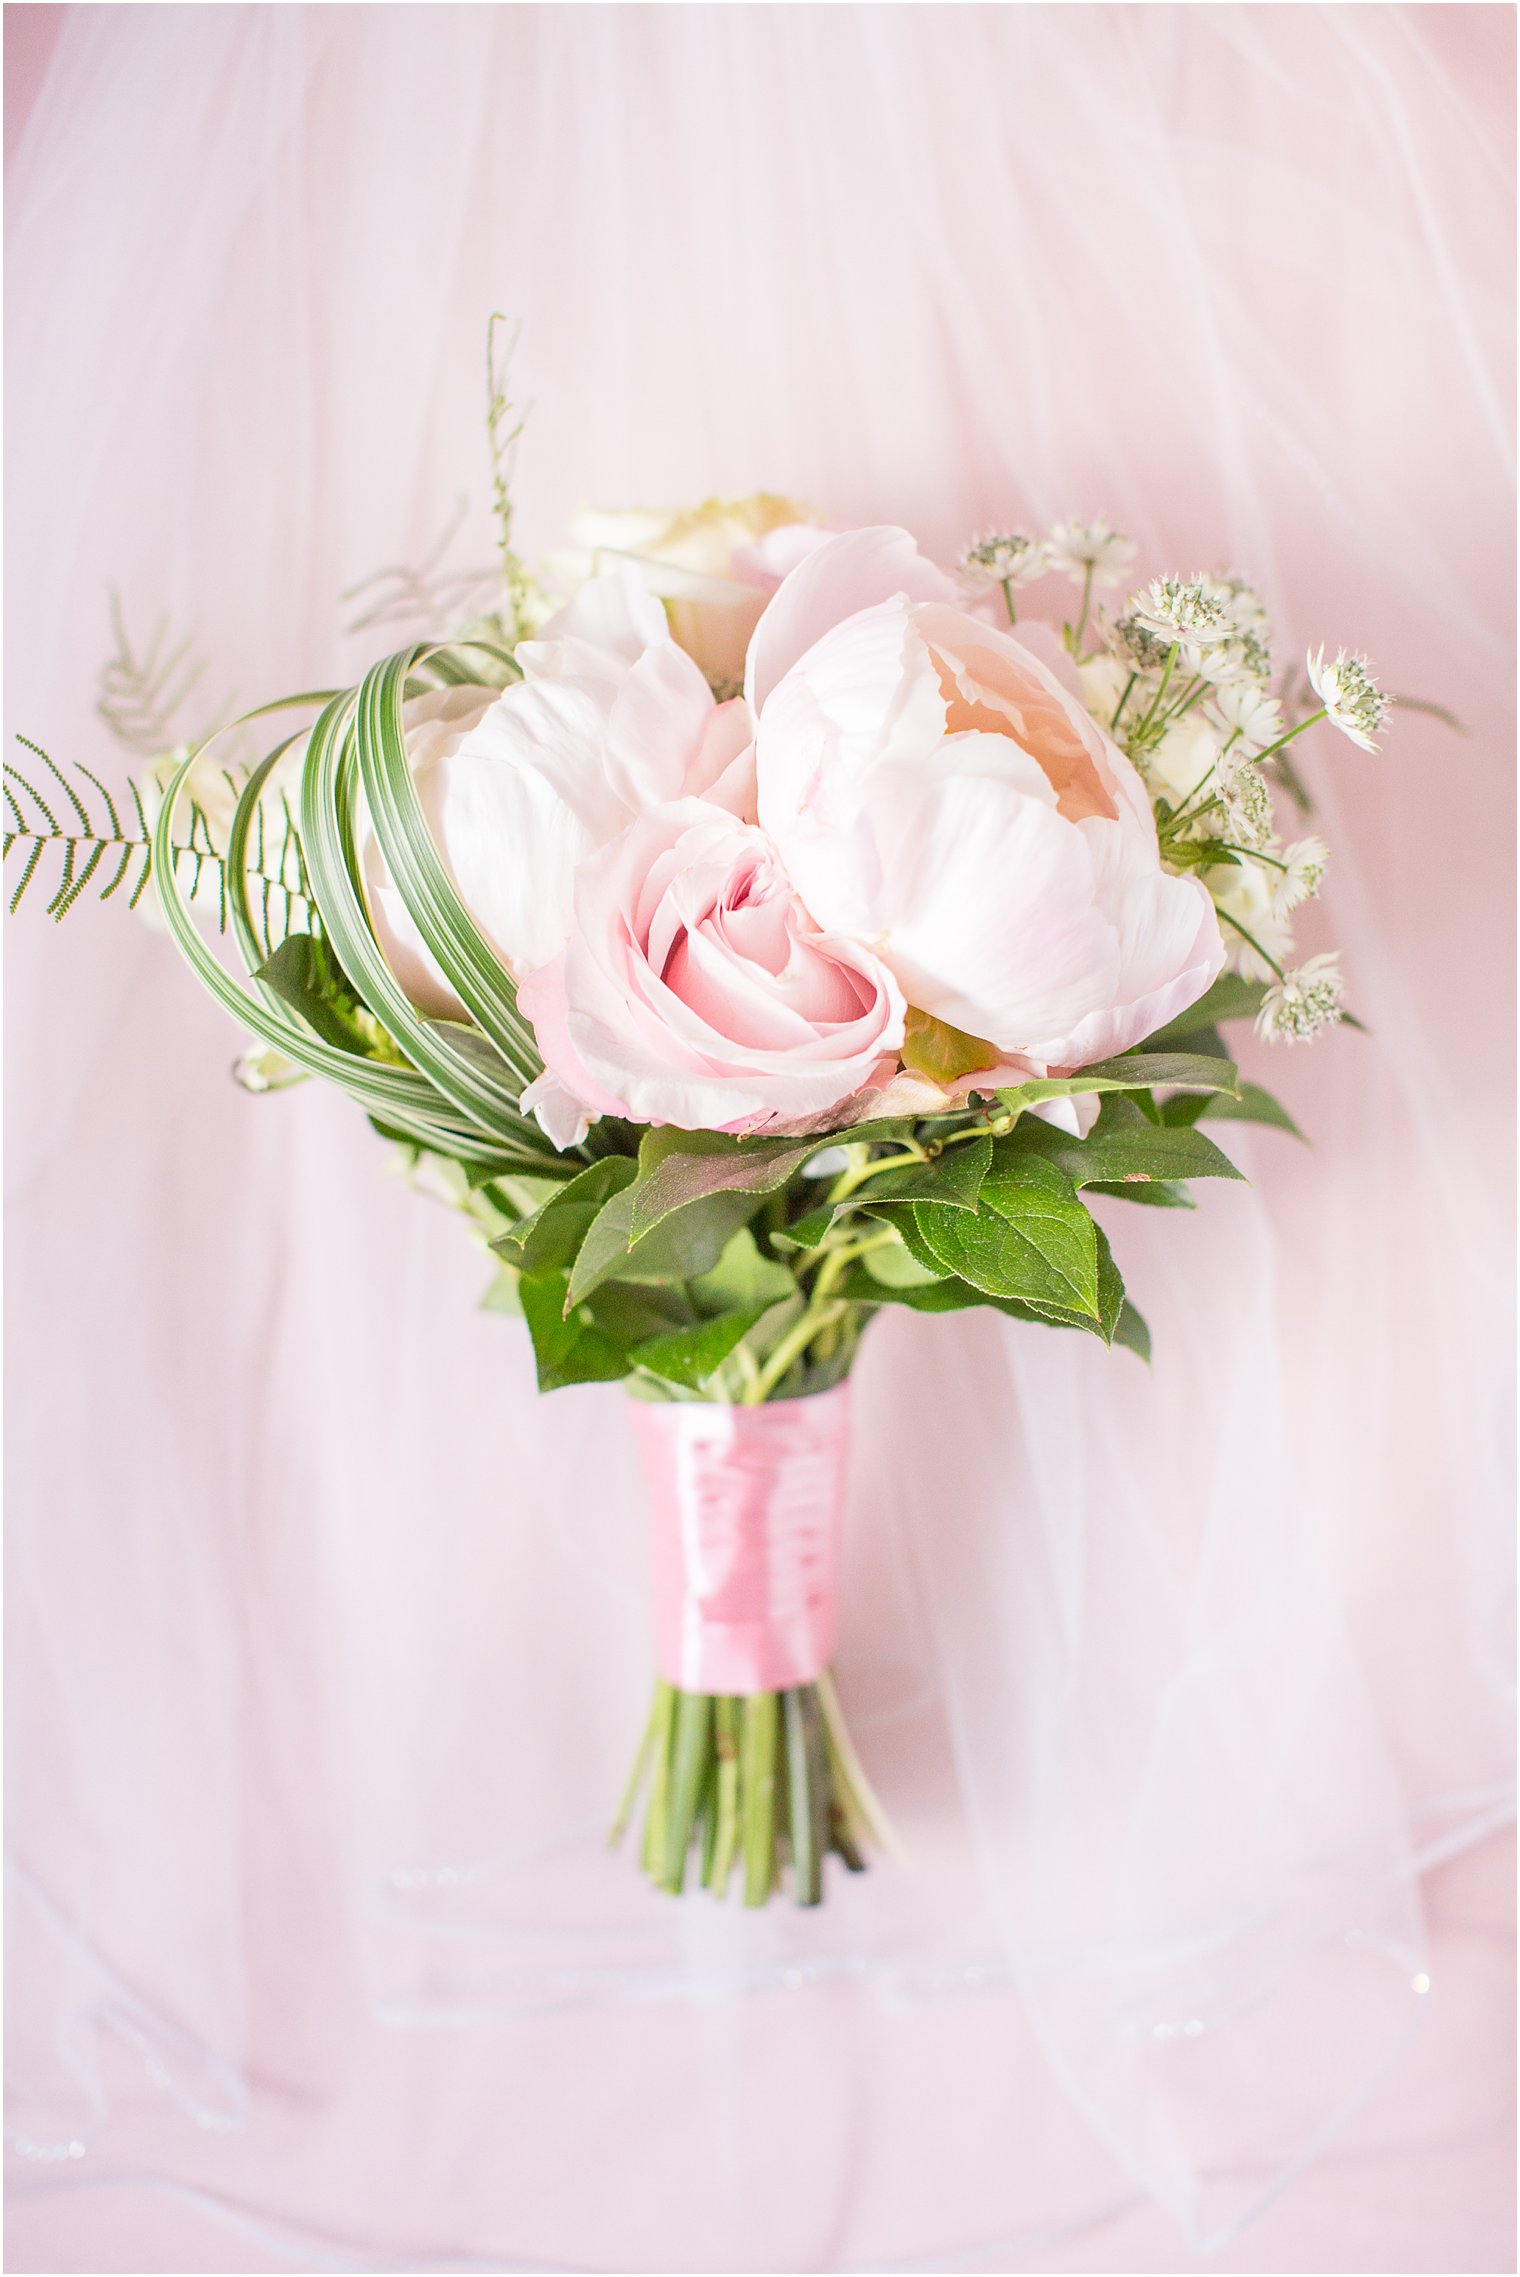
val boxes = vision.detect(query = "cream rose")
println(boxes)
[552,495,827,686]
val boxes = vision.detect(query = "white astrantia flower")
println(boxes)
[1274,835,1331,913]
[1202,573,1272,644]
[1111,614,1175,672]
[1186,628,1272,687]
[1256,953,1346,1043]
[1046,519,1137,588]
[1210,680,1285,752]
[1128,577,1235,649]
[959,532,1048,593]
[1217,757,1275,851]
[1307,646,1388,752]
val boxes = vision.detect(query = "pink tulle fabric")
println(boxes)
[633,1387,850,1694]
[5,7,1513,2274]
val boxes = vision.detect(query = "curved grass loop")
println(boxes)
[153,658,576,1177]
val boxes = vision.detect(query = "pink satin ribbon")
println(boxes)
[630,1385,851,1695]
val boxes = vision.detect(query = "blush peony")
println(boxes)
[749,527,1224,1076]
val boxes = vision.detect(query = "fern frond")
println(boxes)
[4,740,317,940]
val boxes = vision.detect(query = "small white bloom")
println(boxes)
[1255,953,1345,1043]
[1307,646,1388,752]
[1128,577,1235,649]
[959,532,1048,593]
[1202,573,1272,644]
[1147,713,1224,808]
[1274,835,1330,914]
[1186,630,1271,687]
[1217,758,1275,851]
[1206,856,1294,984]
[1111,614,1175,672]
[1046,519,1137,589]
[1209,681,1285,752]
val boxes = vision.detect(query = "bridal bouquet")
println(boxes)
[9,408,1389,1906]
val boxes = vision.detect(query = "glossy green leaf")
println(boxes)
[518,1269,636,1390]
[1009,1097,1245,1189]
[909,1154,1101,1318]
[1140,973,1267,1046]
[631,1307,774,1392]
[862,1131,992,1210]
[687,1227,797,1315]
[493,1156,638,1272]
[568,1180,765,1308]
[1198,1082,1306,1141]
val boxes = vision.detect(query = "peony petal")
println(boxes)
[744,526,956,716]
[517,565,670,677]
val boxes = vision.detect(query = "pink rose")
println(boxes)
[749,528,1224,1074]
[518,801,905,1144]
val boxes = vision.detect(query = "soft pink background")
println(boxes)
[5,6,1514,2273]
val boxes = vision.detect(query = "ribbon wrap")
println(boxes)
[630,1384,851,1695]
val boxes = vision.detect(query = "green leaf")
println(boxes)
[493,1156,638,1273]
[1078,1050,1242,1095]
[1140,974,1267,1046]
[1086,1179,1196,1209]
[1093,1224,1126,1343]
[567,1179,764,1308]
[770,1206,837,1255]
[253,933,376,1055]
[687,1226,797,1315]
[518,1269,636,1391]
[631,1307,774,1392]
[1114,1301,1151,1363]
[1198,1082,1306,1141]
[907,1154,1101,1319]
[863,1131,993,1210]
[1010,1097,1246,1189]
[860,1226,945,1287]
[991,1052,1238,1119]
[625,1122,913,1243]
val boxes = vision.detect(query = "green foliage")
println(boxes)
[567,1177,766,1308]
[630,1307,775,1393]
[890,1154,1102,1323]
[1008,1095,1246,1189]
[1141,974,1268,1047]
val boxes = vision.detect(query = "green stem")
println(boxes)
[1109,670,1139,734]
[641,1680,676,1878]
[745,1295,848,1404]
[1071,563,1095,655]
[1131,641,1179,742]
[741,1694,779,1906]
[1217,908,1286,982]
[1000,577,1017,626]
[784,1689,824,1906]
[708,1698,741,1895]
[1249,707,1327,767]
[662,1690,713,1892]
[816,1668,904,1861]
[609,1683,662,1847]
